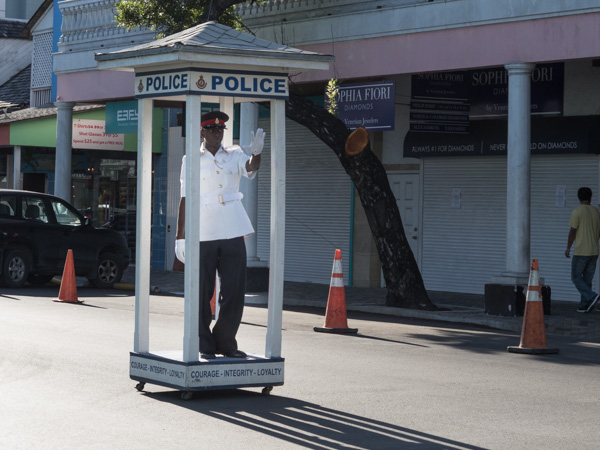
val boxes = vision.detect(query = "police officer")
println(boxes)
[175,111,264,359]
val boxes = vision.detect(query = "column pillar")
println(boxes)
[502,63,535,282]
[240,102,259,261]
[55,102,75,201]
[486,63,537,316]
[240,102,269,292]
[12,146,21,189]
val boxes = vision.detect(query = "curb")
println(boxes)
[108,284,524,334]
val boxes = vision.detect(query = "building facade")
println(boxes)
[237,0,600,301]
[4,0,600,302]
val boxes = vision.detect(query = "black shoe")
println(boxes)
[221,350,247,358]
[586,294,600,312]
[201,352,216,360]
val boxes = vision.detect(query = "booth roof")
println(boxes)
[95,21,334,64]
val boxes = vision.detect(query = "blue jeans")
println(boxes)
[571,255,598,306]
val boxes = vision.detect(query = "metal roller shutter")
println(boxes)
[256,117,352,285]
[422,157,507,294]
[422,154,599,302]
[531,154,599,302]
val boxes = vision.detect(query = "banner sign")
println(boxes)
[72,119,124,150]
[135,68,289,99]
[335,81,395,131]
[404,116,594,157]
[470,63,563,119]
[410,72,470,133]
[130,354,285,390]
[410,63,564,131]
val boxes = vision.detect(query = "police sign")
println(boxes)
[135,68,289,99]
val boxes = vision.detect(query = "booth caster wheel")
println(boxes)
[181,391,193,400]
[261,386,273,395]
[135,382,145,392]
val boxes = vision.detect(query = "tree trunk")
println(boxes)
[284,94,437,310]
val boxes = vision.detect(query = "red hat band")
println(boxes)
[201,117,226,128]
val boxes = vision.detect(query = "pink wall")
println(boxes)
[294,13,600,83]
[57,13,600,99]
[57,70,135,103]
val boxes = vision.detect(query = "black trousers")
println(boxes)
[198,236,246,354]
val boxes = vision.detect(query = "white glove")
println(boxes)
[242,128,265,156]
[175,239,185,264]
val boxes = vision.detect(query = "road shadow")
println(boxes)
[145,389,486,450]
[0,286,107,308]
[404,328,600,367]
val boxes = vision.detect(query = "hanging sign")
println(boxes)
[72,119,124,150]
[135,68,289,99]
[470,63,563,118]
[335,81,395,131]
[106,101,138,134]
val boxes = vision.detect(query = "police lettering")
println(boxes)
[211,75,285,95]
[145,73,189,92]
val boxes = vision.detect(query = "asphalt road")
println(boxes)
[1,286,599,450]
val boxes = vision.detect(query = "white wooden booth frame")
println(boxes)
[93,22,332,399]
[132,94,287,397]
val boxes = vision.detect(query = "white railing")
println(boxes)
[58,0,152,47]
[234,0,433,18]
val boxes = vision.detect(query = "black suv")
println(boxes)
[0,189,131,288]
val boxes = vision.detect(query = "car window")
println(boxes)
[51,199,82,226]
[0,196,16,217]
[22,197,49,223]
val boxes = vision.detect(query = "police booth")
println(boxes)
[95,22,332,398]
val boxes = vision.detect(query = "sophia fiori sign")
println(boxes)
[72,119,124,150]
[335,81,395,131]
[135,69,289,99]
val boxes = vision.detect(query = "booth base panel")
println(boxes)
[130,351,284,392]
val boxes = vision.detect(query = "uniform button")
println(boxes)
[216,171,220,174]
[218,184,223,188]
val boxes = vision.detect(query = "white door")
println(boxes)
[388,172,421,267]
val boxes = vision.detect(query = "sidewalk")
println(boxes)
[118,267,600,342]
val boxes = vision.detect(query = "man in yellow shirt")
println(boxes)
[565,187,600,312]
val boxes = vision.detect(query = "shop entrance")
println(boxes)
[0,154,7,188]
[388,172,421,267]
[71,153,137,262]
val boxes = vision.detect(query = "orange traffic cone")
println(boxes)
[507,259,557,354]
[314,249,358,334]
[54,249,82,304]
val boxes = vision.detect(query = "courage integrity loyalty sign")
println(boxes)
[135,69,289,99]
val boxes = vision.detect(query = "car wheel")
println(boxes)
[89,253,123,289]
[3,249,32,288]
[28,273,55,286]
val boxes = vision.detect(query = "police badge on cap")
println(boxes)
[201,111,229,129]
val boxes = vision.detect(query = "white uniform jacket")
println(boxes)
[180,143,256,242]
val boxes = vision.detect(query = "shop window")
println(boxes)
[72,155,138,261]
